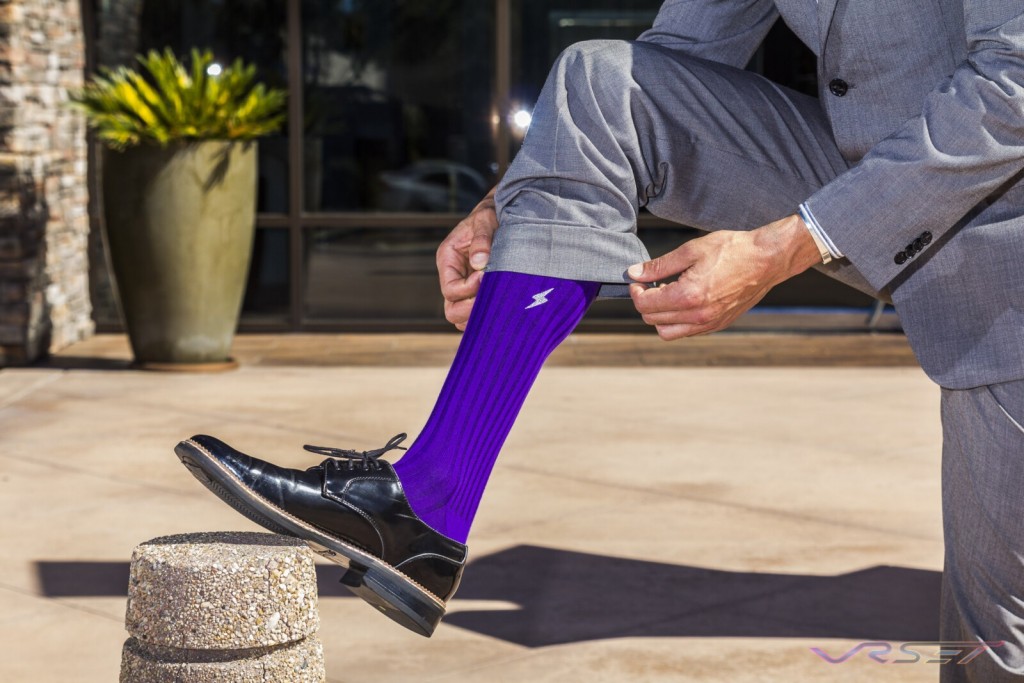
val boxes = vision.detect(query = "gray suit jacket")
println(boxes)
[643,0,1024,389]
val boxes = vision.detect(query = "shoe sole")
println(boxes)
[174,438,446,637]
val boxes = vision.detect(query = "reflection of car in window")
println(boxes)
[378,160,489,213]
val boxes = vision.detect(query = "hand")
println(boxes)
[437,188,498,330]
[628,214,822,340]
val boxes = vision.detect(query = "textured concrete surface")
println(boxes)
[120,634,324,682]
[0,334,944,682]
[126,532,319,649]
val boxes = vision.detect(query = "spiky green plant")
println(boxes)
[70,48,287,150]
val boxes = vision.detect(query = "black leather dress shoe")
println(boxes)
[174,433,467,637]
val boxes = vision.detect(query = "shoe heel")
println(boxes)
[342,563,445,637]
[306,539,444,636]
[338,563,365,588]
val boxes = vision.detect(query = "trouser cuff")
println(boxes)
[487,222,650,299]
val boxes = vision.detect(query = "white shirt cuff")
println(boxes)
[798,202,844,260]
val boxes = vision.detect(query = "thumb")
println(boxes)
[627,244,695,283]
[468,220,497,271]
[469,238,491,270]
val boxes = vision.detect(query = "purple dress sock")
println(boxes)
[392,270,600,544]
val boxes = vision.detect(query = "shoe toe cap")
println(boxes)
[183,434,266,485]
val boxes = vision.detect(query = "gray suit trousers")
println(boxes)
[941,382,1024,682]
[492,39,877,299]
[491,40,1024,680]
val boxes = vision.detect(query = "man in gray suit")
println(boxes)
[437,0,1024,679]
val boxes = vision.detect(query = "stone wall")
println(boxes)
[0,0,91,365]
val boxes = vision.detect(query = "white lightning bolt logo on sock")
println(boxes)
[525,287,555,310]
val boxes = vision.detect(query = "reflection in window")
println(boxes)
[513,1,660,93]
[241,228,290,321]
[303,228,450,321]
[302,1,496,212]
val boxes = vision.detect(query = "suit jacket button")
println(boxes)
[829,78,849,96]
[913,237,924,250]
[921,231,933,245]
[895,251,908,265]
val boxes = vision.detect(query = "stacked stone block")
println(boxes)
[0,0,93,365]
[121,532,325,682]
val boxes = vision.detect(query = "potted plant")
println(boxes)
[71,48,286,369]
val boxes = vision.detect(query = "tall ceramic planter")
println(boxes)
[103,140,257,369]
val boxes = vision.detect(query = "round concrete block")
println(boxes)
[119,635,325,683]
[125,532,319,649]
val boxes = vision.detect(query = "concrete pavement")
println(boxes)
[0,334,943,682]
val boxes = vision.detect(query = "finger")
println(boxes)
[469,237,492,270]
[436,211,480,269]
[630,280,703,315]
[468,216,497,271]
[630,282,669,315]
[627,242,699,283]
[641,307,716,326]
[444,297,475,327]
[440,267,482,302]
[436,223,474,269]
[437,228,479,295]
[654,322,706,341]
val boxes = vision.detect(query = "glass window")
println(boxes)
[301,1,496,212]
[303,227,450,322]
[241,228,290,322]
[94,0,289,213]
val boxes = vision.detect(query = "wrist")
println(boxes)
[756,214,822,280]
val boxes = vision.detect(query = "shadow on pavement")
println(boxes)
[36,544,940,647]
[32,356,134,370]
[439,545,940,646]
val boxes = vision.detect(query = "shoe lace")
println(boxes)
[303,433,408,472]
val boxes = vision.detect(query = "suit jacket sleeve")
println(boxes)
[638,0,779,69]
[804,4,1024,291]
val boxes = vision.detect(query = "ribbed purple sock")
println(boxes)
[392,270,600,543]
